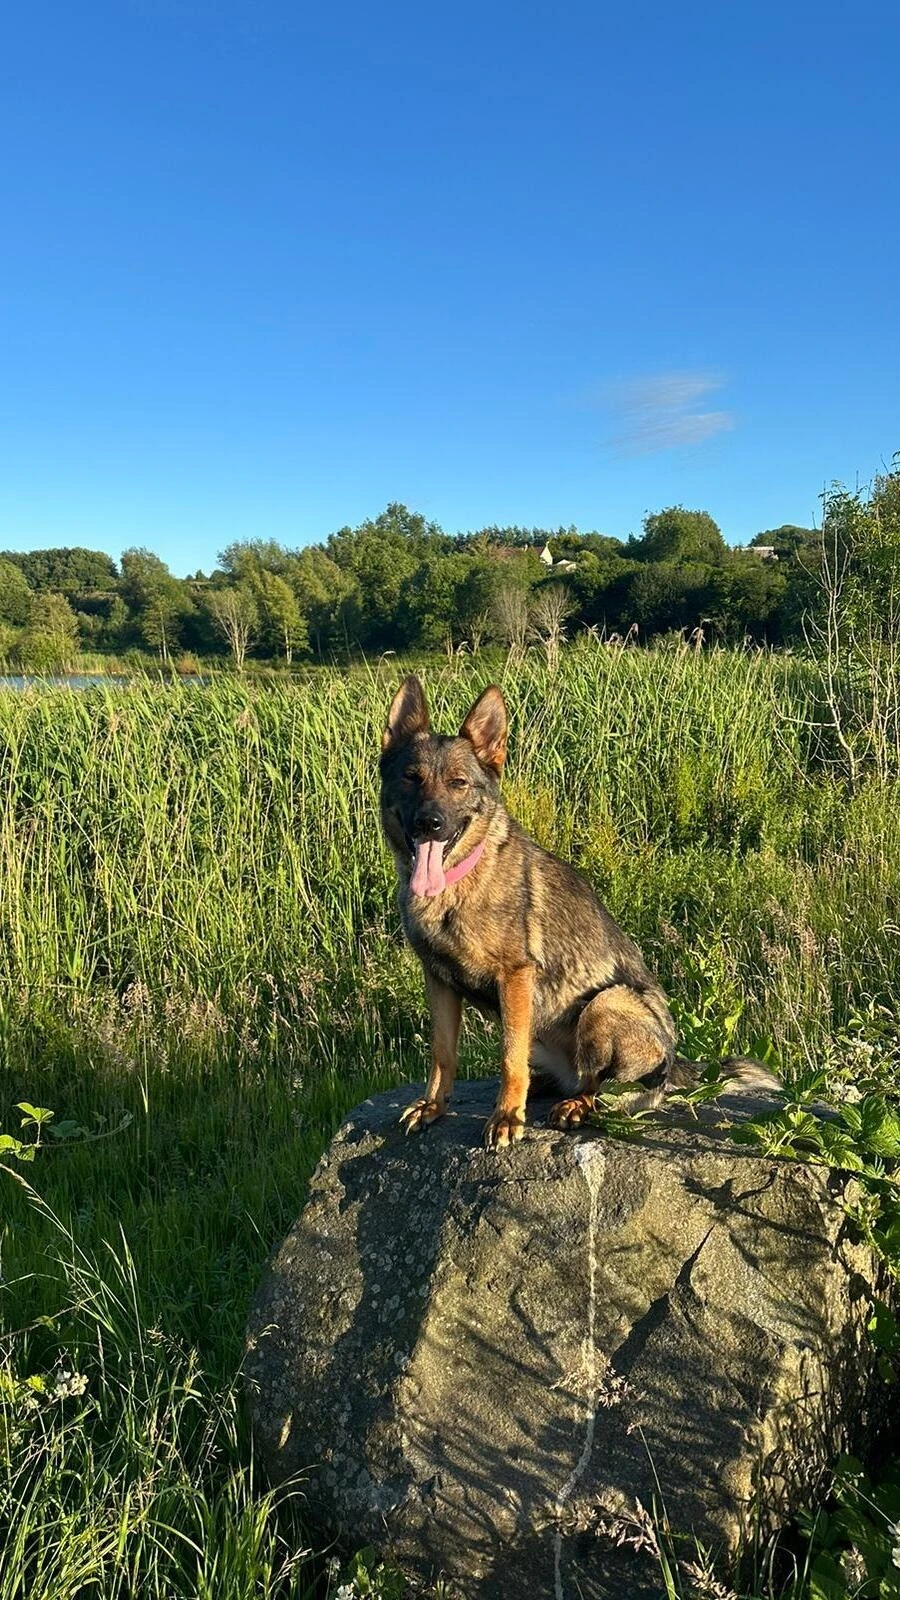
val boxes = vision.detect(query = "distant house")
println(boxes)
[735,545,778,561]
[536,543,577,572]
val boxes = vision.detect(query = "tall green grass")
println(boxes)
[1,646,898,1597]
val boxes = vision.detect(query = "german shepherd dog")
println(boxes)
[380,676,775,1148]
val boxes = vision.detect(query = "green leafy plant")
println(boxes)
[329,1547,407,1599]
[671,943,747,1064]
[732,1079,900,1296]
[0,1103,83,1163]
[797,1456,900,1599]
[0,1103,131,1166]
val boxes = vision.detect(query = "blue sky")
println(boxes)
[2,1,898,576]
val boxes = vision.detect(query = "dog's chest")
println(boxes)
[403,896,499,1009]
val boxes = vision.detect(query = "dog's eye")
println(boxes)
[447,777,468,792]
[404,768,422,784]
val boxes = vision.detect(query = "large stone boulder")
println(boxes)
[245,1080,884,1599]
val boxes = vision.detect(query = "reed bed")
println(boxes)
[1,647,898,1598]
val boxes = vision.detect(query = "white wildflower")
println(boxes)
[53,1368,89,1399]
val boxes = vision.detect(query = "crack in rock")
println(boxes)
[553,1142,606,1600]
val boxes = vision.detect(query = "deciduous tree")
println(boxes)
[0,559,33,626]
[529,584,573,673]
[632,507,727,566]
[17,594,81,672]
[253,570,307,663]
[120,548,193,663]
[206,586,258,671]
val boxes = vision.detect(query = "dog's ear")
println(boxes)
[382,676,430,752]
[459,686,507,775]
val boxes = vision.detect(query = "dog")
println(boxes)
[380,676,776,1148]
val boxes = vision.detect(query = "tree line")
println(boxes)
[0,475,895,671]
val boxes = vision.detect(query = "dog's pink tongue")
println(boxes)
[410,839,447,897]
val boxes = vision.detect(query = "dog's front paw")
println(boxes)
[548,1094,593,1129]
[399,1097,446,1134]
[483,1108,526,1149]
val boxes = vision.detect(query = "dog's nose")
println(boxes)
[416,808,446,837]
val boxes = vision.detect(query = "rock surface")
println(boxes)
[245,1080,884,1599]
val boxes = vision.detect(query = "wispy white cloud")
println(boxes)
[598,371,735,457]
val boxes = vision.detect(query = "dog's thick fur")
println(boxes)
[380,676,775,1148]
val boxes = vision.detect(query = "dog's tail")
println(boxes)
[668,1054,781,1094]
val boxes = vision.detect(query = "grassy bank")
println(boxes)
[1,647,899,1598]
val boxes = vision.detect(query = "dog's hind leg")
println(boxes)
[549,984,675,1129]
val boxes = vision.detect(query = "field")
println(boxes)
[1,646,899,1599]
